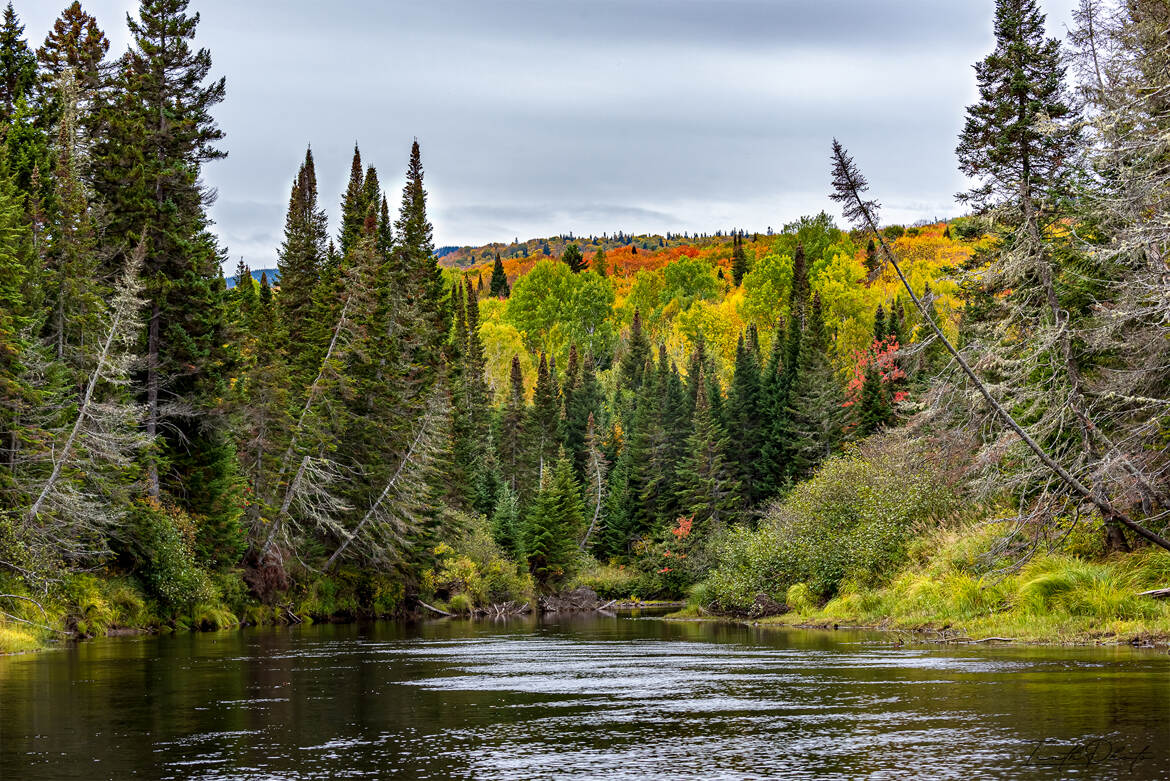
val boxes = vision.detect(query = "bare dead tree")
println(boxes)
[830,139,1170,552]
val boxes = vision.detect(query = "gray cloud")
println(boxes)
[24,0,1084,269]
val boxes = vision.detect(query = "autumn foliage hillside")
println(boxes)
[444,216,972,402]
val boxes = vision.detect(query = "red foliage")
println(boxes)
[844,337,907,407]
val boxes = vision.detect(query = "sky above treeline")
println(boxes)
[25,0,1082,271]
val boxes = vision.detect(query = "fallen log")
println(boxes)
[1138,587,1170,599]
[419,600,454,617]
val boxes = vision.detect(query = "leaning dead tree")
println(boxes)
[829,139,1170,553]
[16,244,149,569]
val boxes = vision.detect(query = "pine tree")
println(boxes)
[562,242,586,273]
[94,0,241,550]
[277,147,328,386]
[864,238,878,276]
[618,309,652,392]
[731,231,749,285]
[489,251,509,297]
[523,448,583,591]
[873,304,887,343]
[677,368,741,530]
[490,482,522,560]
[0,2,36,123]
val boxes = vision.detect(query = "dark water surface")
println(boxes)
[1,613,1168,779]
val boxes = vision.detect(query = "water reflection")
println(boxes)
[1,613,1167,779]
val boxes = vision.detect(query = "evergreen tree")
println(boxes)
[618,309,651,392]
[394,140,448,395]
[497,356,529,497]
[277,147,328,386]
[523,448,583,591]
[725,334,764,503]
[489,251,509,297]
[338,143,366,257]
[562,242,586,273]
[0,2,36,123]
[786,294,847,476]
[94,0,242,551]
[873,304,887,343]
[677,368,741,530]
[864,238,878,275]
[731,231,749,285]
[490,481,522,560]
[564,352,603,483]
[856,362,892,435]
[593,246,607,277]
[529,353,562,483]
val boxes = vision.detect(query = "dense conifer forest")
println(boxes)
[2,0,1170,651]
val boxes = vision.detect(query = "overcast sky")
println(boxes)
[24,0,1082,271]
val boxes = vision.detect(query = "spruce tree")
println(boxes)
[956,0,1077,221]
[523,448,583,591]
[725,334,763,503]
[277,147,328,387]
[562,242,586,273]
[864,238,878,276]
[338,144,366,257]
[786,294,847,476]
[489,251,509,297]
[593,246,607,277]
[94,0,241,550]
[677,368,741,530]
[731,231,749,285]
[856,362,892,435]
[529,353,562,483]
[618,309,652,392]
[497,356,530,497]
[0,3,36,123]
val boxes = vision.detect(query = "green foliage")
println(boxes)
[572,559,638,599]
[128,499,214,614]
[698,434,958,613]
[523,452,584,591]
[423,514,533,607]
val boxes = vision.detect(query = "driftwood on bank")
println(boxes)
[1138,588,1170,599]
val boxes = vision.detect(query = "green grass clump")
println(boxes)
[573,561,639,600]
[0,624,41,654]
[191,604,239,631]
[448,593,475,615]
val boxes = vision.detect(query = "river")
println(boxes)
[1,611,1167,779]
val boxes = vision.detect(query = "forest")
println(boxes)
[2,0,1170,652]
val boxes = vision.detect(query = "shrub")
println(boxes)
[698,432,959,613]
[128,499,213,614]
[422,514,533,608]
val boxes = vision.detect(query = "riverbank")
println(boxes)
[674,528,1170,648]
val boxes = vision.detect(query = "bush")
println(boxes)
[698,433,959,613]
[422,514,533,609]
[128,499,213,614]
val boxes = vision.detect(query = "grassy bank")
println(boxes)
[679,522,1170,646]
[684,433,1170,647]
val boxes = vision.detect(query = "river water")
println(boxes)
[1,612,1168,779]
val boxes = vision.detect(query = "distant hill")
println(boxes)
[226,268,279,289]
[437,230,767,270]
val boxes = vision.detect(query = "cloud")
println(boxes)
[22,0,1087,269]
